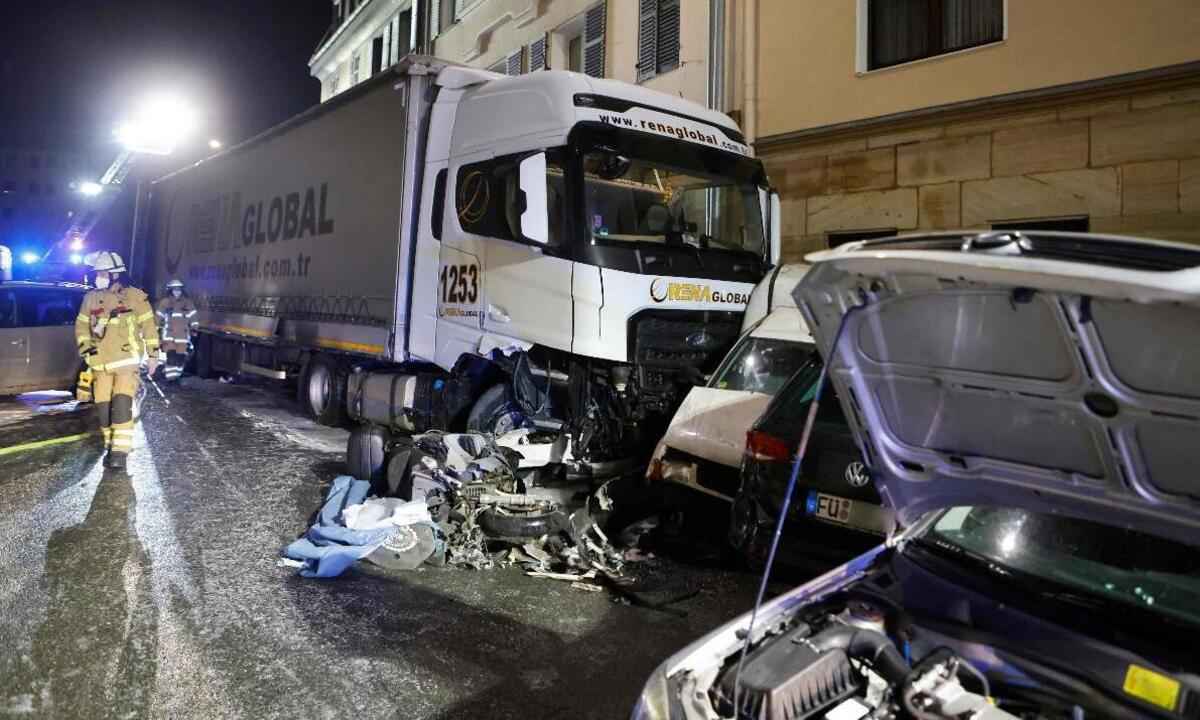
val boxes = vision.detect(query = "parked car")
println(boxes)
[728,357,891,569]
[0,280,88,395]
[646,264,813,504]
[632,231,1200,720]
[739,262,811,332]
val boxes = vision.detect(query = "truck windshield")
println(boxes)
[575,127,767,260]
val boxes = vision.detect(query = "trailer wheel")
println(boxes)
[194,334,216,380]
[346,424,390,483]
[301,354,347,426]
[466,384,527,435]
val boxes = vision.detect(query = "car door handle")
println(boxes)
[487,304,510,323]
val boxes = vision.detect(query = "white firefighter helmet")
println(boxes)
[165,278,185,290]
[84,250,126,274]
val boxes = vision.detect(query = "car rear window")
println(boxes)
[756,359,848,436]
[709,336,816,395]
[15,288,82,327]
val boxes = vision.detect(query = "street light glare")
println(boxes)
[70,237,85,251]
[116,92,199,155]
[70,253,84,265]
[79,181,103,197]
[20,252,40,265]
[208,139,223,150]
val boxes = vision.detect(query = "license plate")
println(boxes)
[810,493,853,524]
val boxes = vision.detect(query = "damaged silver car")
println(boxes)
[632,231,1200,720]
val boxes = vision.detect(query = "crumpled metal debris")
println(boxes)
[386,429,633,585]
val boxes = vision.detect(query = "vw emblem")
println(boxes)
[844,461,870,488]
[686,330,714,349]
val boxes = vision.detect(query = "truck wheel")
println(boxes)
[347,424,390,483]
[466,384,526,435]
[194,334,216,380]
[478,508,569,539]
[301,355,347,426]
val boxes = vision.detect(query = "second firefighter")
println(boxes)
[156,278,198,383]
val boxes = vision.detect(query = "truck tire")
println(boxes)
[301,354,347,427]
[478,508,569,539]
[466,384,526,435]
[347,424,390,483]
[194,334,216,380]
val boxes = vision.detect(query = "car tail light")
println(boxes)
[745,429,791,462]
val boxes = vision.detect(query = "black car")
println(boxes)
[728,355,891,569]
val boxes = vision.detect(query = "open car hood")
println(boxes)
[794,231,1200,545]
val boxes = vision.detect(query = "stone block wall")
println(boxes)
[759,79,1200,263]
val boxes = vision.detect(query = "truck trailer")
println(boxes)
[143,56,780,470]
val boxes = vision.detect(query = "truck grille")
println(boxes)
[629,310,742,397]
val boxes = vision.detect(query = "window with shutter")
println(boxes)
[429,0,441,38]
[636,0,657,82]
[583,2,606,78]
[506,49,524,75]
[529,34,548,71]
[656,0,680,74]
[636,0,681,82]
[455,0,481,21]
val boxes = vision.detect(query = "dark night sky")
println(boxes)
[0,0,332,161]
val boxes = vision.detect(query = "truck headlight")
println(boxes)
[630,663,672,720]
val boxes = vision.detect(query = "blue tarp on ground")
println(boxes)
[284,476,394,578]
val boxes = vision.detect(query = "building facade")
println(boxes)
[0,147,84,254]
[311,0,417,102]
[753,0,1200,259]
[311,0,739,114]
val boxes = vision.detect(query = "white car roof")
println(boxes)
[747,306,814,344]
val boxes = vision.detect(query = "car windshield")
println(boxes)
[577,127,767,258]
[710,336,816,395]
[927,506,1200,628]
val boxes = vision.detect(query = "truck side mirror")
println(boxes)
[769,191,782,266]
[518,153,549,245]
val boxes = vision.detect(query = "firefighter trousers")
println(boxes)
[164,350,187,382]
[93,370,139,456]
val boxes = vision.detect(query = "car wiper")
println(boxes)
[909,538,1129,617]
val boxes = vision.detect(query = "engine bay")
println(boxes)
[705,596,1067,720]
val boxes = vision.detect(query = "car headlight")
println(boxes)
[630,662,672,720]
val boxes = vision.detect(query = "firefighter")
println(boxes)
[156,278,198,383]
[75,251,161,469]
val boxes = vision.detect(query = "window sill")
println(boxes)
[637,63,682,86]
[857,39,1005,77]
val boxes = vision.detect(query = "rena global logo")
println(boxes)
[650,278,749,305]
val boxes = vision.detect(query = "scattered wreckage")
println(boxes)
[283,428,630,593]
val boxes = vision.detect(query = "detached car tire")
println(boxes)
[347,424,390,483]
[301,355,347,427]
[478,508,568,538]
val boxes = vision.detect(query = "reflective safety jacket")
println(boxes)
[75,284,160,372]
[155,295,198,353]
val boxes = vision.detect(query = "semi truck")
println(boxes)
[143,55,780,470]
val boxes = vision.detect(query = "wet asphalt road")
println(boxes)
[0,379,765,719]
